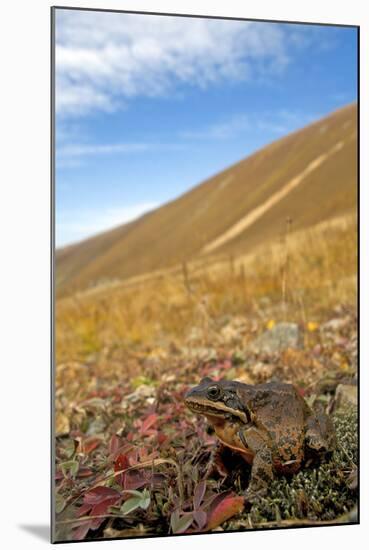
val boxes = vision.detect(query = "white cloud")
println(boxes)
[56,141,186,167]
[56,202,159,247]
[55,10,290,117]
[181,114,251,140]
[58,142,152,158]
[180,109,319,141]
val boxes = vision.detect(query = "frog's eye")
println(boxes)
[207,385,221,400]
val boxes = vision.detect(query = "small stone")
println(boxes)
[162,373,176,383]
[124,384,156,404]
[248,322,303,354]
[321,317,350,332]
[335,383,357,410]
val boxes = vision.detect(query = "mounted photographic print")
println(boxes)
[52,6,359,543]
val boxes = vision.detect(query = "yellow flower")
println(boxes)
[266,319,275,330]
[307,321,319,332]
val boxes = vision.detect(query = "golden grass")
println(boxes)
[56,213,357,367]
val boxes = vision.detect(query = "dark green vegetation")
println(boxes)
[56,103,357,296]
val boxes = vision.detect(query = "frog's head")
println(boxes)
[184,377,251,424]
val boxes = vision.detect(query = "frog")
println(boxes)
[184,377,336,504]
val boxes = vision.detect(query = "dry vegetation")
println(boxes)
[54,213,358,542]
[56,214,356,364]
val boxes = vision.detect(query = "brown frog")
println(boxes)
[185,377,336,503]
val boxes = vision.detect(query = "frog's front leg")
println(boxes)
[239,427,274,503]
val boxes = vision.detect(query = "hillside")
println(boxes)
[56,103,357,296]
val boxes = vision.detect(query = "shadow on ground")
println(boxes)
[19,525,49,543]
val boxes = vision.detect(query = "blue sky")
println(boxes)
[55,9,358,247]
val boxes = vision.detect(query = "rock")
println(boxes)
[335,383,357,410]
[321,316,350,332]
[248,322,303,354]
[122,384,156,408]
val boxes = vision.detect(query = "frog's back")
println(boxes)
[248,382,307,467]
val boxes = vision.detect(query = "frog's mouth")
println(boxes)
[185,395,248,424]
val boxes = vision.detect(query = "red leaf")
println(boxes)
[114,453,130,486]
[140,413,158,434]
[123,471,148,490]
[157,432,167,445]
[77,467,94,478]
[76,503,91,518]
[83,437,102,455]
[73,521,92,540]
[128,447,139,463]
[109,434,121,455]
[84,486,121,506]
[73,487,122,540]
[115,453,130,471]
[206,494,244,530]
[91,496,121,516]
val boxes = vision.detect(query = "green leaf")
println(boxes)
[131,376,155,389]
[55,493,66,514]
[60,460,79,479]
[120,489,151,514]
[121,497,142,515]
[170,511,194,534]
[62,438,77,459]
[140,489,151,510]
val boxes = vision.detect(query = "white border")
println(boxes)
[0,1,366,548]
